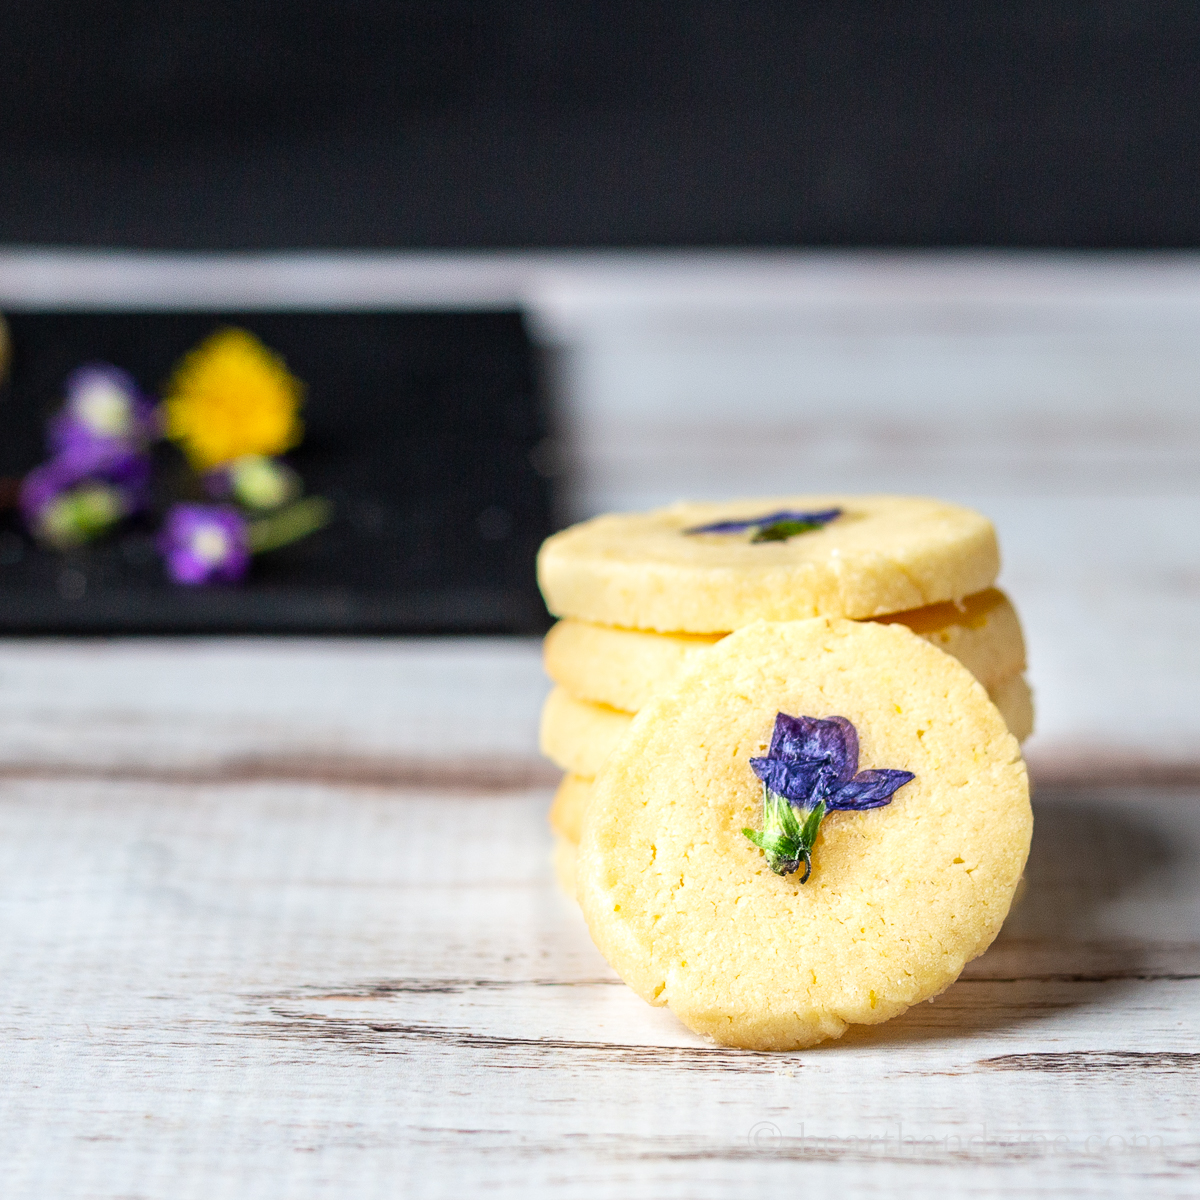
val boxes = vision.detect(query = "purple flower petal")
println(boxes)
[158,504,251,586]
[826,769,916,811]
[767,713,859,783]
[20,444,151,529]
[749,756,830,806]
[686,508,842,535]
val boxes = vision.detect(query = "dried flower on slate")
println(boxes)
[20,444,152,548]
[162,328,304,471]
[158,503,252,585]
[49,363,158,457]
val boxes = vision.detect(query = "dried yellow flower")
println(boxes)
[162,328,304,470]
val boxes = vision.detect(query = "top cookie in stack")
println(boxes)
[536,495,1034,883]
[539,494,999,631]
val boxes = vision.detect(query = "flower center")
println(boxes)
[191,526,230,564]
[76,384,133,436]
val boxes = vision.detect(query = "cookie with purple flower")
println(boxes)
[539,664,1033,785]
[537,494,1000,633]
[575,617,1031,1051]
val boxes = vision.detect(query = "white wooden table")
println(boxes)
[0,639,1197,1199]
[2,250,1198,1194]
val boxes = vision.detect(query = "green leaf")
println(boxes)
[742,785,831,882]
[800,799,827,849]
[39,485,126,548]
[246,495,332,554]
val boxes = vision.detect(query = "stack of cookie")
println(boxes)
[537,495,1033,894]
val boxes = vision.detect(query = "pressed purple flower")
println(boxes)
[48,363,158,456]
[685,508,842,542]
[159,504,251,585]
[763,712,859,780]
[744,712,914,881]
[20,443,153,547]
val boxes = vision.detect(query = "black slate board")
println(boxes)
[0,311,554,634]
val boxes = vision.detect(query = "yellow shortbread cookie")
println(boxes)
[988,672,1034,744]
[544,588,1025,712]
[538,495,1000,633]
[544,623,724,713]
[576,618,1032,1051]
[549,772,593,843]
[874,588,1025,691]
[548,666,1031,858]
[540,666,1033,781]
[539,687,632,779]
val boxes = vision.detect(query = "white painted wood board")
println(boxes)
[0,770,1197,1199]
[0,249,1197,1193]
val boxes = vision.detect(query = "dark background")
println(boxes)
[0,312,553,633]
[2,0,1197,249]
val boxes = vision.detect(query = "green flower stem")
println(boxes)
[751,519,823,543]
[246,496,332,554]
[40,485,126,548]
[743,783,827,882]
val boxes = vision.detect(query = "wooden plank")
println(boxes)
[1,774,1197,1198]
[2,249,1199,1192]
[0,638,555,784]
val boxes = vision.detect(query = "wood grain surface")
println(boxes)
[2,250,1199,1195]
[0,642,1197,1198]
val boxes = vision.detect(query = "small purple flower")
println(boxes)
[686,508,842,542]
[48,363,158,457]
[744,712,914,881]
[750,714,913,812]
[20,443,153,546]
[158,504,251,585]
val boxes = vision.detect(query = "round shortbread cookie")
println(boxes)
[576,618,1032,1051]
[549,772,593,843]
[874,588,1025,691]
[544,588,1025,712]
[537,495,1000,633]
[988,672,1034,744]
[556,800,1032,911]
[547,669,1032,846]
[539,688,633,779]
[544,623,723,713]
[541,667,1033,782]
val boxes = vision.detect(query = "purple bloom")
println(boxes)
[20,443,153,546]
[750,713,913,813]
[686,508,842,542]
[744,712,914,881]
[159,504,251,585]
[48,363,158,457]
